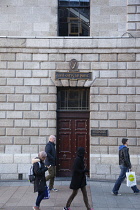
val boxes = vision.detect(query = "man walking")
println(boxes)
[112,138,140,195]
[45,135,58,192]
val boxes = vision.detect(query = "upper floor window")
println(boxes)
[58,0,90,36]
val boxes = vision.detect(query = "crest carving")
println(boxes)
[69,59,78,71]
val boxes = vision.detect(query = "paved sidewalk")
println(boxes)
[0,180,139,210]
[90,181,140,210]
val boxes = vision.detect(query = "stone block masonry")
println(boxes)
[127,0,140,37]
[0,0,139,38]
[0,37,140,180]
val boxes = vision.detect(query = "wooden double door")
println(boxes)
[56,111,89,177]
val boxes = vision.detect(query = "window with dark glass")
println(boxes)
[58,0,90,36]
[57,88,89,110]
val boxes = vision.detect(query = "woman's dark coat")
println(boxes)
[70,147,87,190]
[33,158,48,193]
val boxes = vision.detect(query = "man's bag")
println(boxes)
[43,186,50,199]
[126,171,136,187]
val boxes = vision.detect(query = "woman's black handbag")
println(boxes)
[28,166,35,184]
[28,162,41,184]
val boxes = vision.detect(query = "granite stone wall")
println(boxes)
[127,0,140,37]
[1,0,140,37]
[0,37,140,180]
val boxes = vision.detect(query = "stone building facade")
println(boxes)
[0,0,140,180]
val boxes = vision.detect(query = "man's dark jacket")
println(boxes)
[45,141,56,166]
[119,145,131,169]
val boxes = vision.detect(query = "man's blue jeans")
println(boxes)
[112,165,139,195]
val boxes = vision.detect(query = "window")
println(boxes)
[58,0,90,36]
[57,87,89,110]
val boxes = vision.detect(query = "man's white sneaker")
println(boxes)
[134,191,140,195]
[111,192,121,196]
[50,188,58,192]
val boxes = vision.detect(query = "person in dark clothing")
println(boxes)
[63,147,94,210]
[45,135,58,192]
[32,151,49,210]
[112,138,140,195]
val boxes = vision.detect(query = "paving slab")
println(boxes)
[90,181,140,210]
[0,181,139,210]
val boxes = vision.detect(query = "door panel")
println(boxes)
[75,119,87,131]
[59,119,71,130]
[75,133,88,168]
[57,111,89,177]
[59,132,72,151]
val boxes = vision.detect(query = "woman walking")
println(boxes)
[32,151,49,210]
[63,147,94,210]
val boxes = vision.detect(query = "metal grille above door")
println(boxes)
[57,87,89,111]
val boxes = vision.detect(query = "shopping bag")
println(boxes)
[43,186,50,199]
[126,171,136,187]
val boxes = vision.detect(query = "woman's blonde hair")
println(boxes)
[38,151,47,158]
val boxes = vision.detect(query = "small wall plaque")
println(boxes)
[91,130,108,136]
